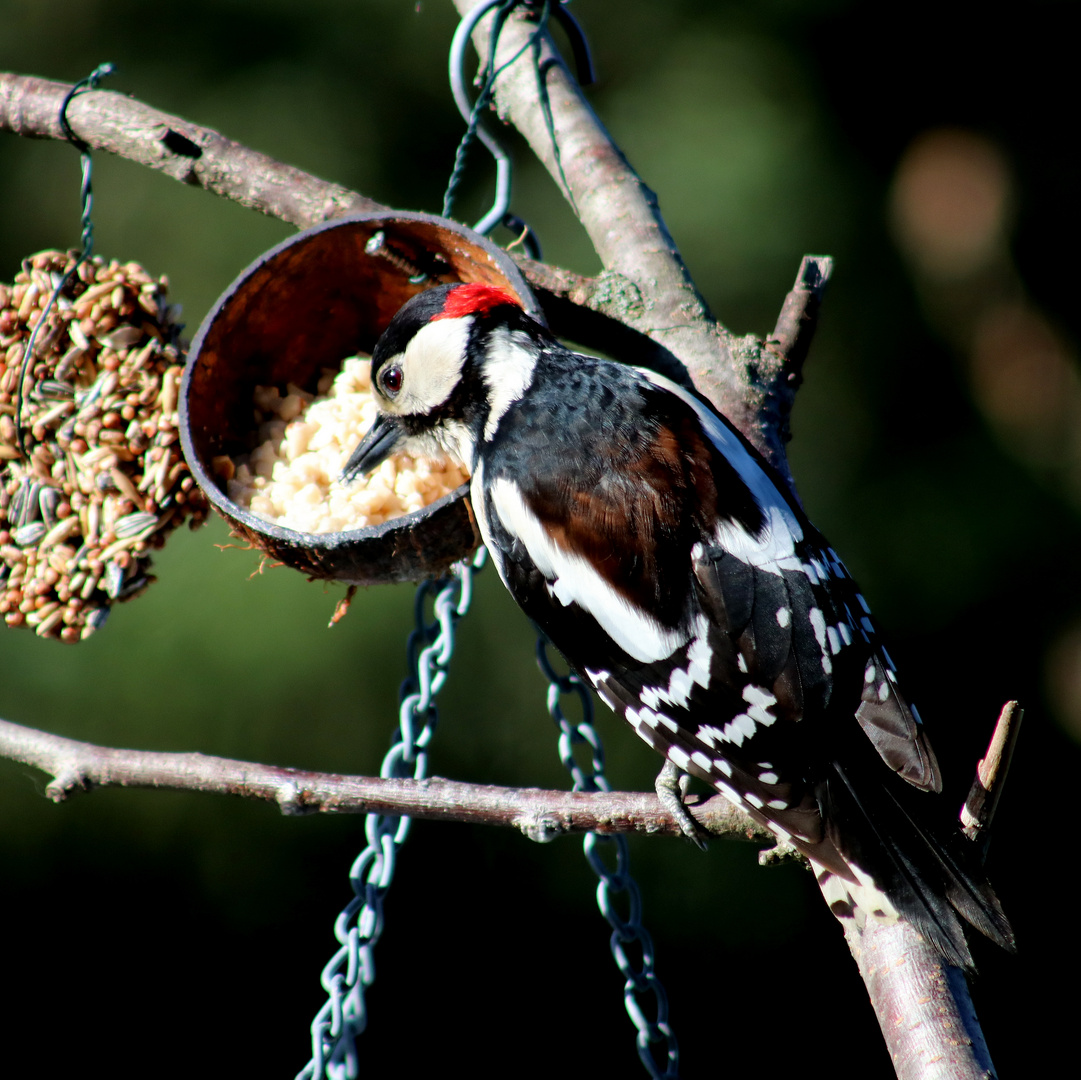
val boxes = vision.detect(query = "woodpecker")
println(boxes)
[344,281,1013,969]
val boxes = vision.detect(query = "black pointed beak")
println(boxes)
[341,413,407,481]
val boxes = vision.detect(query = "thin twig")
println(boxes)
[761,254,835,481]
[962,700,1023,843]
[768,254,835,368]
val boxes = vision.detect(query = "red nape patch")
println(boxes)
[432,283,520,322]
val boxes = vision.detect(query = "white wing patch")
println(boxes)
[714,505,803,574]
[487,477,689,664]
[636,368,805,576]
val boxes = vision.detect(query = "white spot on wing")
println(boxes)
[690,751,713,771]
[776,607,790,628]
[638,619,713,711]
[722,712,758,745]
[686,619,712,688]
[697,724,724,748]
[667,746,691,770]
[809,607,833,674]
[714,780,742,807]
[742,685,777,708]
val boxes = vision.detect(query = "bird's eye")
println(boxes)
[381,365,403,396]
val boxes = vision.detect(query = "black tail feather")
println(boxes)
[824,759,1014,970]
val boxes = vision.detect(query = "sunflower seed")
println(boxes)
[113,511,158,539]
[103,560,126,599]
[38,486,60,527]
[14,522,46,546]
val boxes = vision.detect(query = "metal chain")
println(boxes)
[296,551,483,1080]
[536,638,680,1080]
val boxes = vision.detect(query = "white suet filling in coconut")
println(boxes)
[225,356,469,533]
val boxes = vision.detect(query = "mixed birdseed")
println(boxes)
[0,250,208,641]
[224,355,469,534]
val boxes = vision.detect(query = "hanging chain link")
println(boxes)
[296,551,483,1080]
[536,638,681,1080]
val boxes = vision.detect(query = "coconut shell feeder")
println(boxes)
[180,211,544,586]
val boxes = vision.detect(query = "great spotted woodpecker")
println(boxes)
[344,281,1013,969]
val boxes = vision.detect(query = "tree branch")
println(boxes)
[843,922,997,1080]
[0,716,769,843]
[451,0,801,486]
[0,73,385,228]
[0,72,728,448]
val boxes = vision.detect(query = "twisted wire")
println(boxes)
[15,61,116,457]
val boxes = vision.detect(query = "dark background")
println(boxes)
[1,1,1076,1075]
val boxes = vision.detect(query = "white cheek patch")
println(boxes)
[392,316,472,416]
[481,327,538,440]
[488,477,689,664]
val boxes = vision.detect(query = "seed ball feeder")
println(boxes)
[0,250,209,642]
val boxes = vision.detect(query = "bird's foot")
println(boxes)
[655,760,709,850]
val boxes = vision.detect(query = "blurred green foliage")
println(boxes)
[1,1,1077,1076]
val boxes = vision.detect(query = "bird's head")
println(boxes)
[342,282,538,480]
